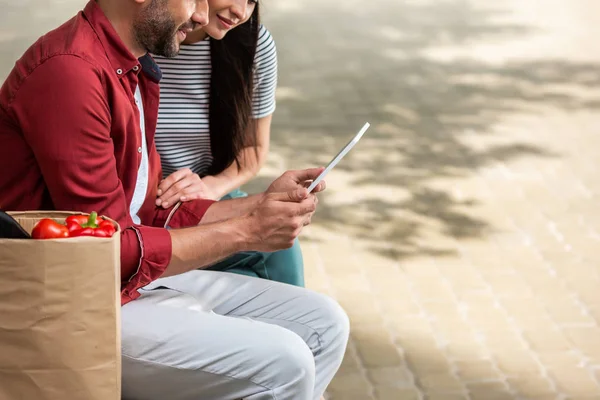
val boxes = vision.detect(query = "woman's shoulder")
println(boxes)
[256,25,277,58]
[257,24,273,41]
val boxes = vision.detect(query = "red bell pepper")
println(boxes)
[65,213,100,231]
[31,212,116,239]
[67,212,116,238]
[31,218,70,239]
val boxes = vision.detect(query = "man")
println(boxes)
[0,0,349,399]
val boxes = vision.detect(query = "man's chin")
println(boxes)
[153,42,180,58]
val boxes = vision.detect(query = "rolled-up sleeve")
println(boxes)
[120,199,215,303]
[8,55,175,304]
[119,225,172,304]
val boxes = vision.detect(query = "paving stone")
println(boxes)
[507,374,556,398]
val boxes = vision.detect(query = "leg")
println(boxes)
[207,239,305,286]
[131,271,349,400]
[207,250,265,279]
[122,285,316,400]
[261,238,305,286]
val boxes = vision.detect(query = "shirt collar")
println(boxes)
[138,54,162,82]
[82,0,142,79]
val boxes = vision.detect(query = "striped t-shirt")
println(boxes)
[154,25,278,177]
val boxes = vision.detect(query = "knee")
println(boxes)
[264,328,316,391]
[272,328,316,374]
[315,293,350,350]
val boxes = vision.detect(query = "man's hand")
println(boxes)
[242,187,318,252]
[267,168,327,195]
[156,168,219,208]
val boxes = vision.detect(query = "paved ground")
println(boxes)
[2,1,600,399]
[258,1,600,399]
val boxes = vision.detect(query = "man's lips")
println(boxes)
[177,28,192,41]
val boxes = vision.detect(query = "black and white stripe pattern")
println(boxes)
[154,25,278,177]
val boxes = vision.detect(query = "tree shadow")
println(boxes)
[258,0,600,262]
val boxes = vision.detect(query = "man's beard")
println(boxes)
[133,0,183,58]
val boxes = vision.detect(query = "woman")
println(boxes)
[153,0,305,286]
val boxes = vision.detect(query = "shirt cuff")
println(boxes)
[120,225,172,305]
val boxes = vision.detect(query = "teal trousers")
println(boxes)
[206,189,305,287]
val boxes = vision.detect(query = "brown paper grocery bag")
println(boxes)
[0,211,121,400]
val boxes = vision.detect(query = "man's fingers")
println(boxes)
[287,167,325,183]
[295,187,309,201]
[296,195,317,216]
[303,215,312,226]
[269,187,309,203]
[310,180,327,193]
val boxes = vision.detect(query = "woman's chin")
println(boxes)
[206,28,228,41]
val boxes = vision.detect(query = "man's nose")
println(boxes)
[191,0,209,26]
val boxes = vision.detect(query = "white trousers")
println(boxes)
[121,271,349,400]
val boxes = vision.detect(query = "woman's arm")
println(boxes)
[155,115,272,206]
[202,115,272,199]
[156,25,278,205]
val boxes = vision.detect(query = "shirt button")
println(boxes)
[138,147,142,153]
[133,65,139,72]
[116,68,123,75]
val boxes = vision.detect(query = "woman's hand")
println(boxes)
[156,168,219,208]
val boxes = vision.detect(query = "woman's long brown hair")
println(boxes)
[206,3,260,176]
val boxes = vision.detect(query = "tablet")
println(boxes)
[307,122,370,193]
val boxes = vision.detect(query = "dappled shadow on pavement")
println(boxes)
[247,0,600,261]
